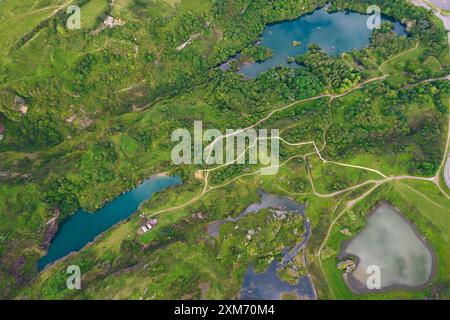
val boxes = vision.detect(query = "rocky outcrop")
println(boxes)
[40,208,60,249]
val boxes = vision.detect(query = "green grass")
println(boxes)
[0,0,71,59]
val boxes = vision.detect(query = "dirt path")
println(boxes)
[24,0,75,17]
[145,71,450,220]
[400,74,450,90]
[437,116,450,198]
[146,76,390,218]
[380,42,419,70]
[141,50,450,299]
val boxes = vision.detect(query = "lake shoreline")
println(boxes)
[338,201,437,295]
[37,172,181,272]
[236,7,407,78]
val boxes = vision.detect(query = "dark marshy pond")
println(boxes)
[240,260,316,300]
[339,202,435,294]
[207,191,315,299]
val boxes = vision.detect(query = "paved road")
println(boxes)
[445,153,450,189]
[429,0,450,11]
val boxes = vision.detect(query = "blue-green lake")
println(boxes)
[239,8,407,78]
[38,175,182,270]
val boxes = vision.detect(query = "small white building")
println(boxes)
[140,219,158,233]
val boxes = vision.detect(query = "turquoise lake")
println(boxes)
[239,8,407,78]
[38,175,182,270]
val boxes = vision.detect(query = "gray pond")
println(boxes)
[234,8,407,78]
[340,202,435,294]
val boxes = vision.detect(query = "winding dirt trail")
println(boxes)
[146,70,449,219]
[380,42,419,70]
[141,42,450,298]
[139,46,450,296]
[146,75,390,218]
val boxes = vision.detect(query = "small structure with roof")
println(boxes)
[140,219,158,233]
